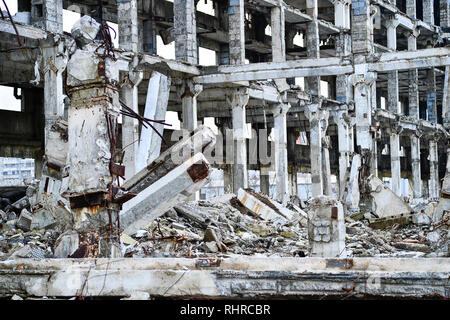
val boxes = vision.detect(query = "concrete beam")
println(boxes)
[1,257,448,298]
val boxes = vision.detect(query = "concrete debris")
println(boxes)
[16,209,32,232]
[412,213,432,226]
[366,174,413,218]
[70,15,100,48]
[307,196,346,258]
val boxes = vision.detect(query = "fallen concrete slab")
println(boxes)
[367,174,412,218]
[236,188,303,225]
[369,213,412,229]
[0,257,448,299]
[120,152,212,235]
[123,125,216,194]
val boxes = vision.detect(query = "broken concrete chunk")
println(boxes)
[306,196,346,258]
[236,188,299,225]
[53,230,79,258]
[11,196,29,213]
[0,210,6,223]
[120,152,212,235]
[123,125,216,194]
[16,209,32,232]
[367,174,412,218]
[391,241,431,253]
[71,15,100,48]
[369,213,411,229]
[412,213,431,225]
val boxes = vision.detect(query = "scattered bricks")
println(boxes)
[369,213,412,229]
[16,209,32,232]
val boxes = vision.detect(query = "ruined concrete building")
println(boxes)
[0,0,449,300]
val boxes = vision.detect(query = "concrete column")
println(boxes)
[223,165,233,194]
[43,44,67,175]
[136,72,171,172]
[228,0,246,65]
[423,0,434,25]
[31,0,62,33]
[181,80,202,132]
[260,165,271,196]
[429,139,440,199]
[65,50,122,258]
[351,0,373,57]
[143,1,158,54]
[307,196,346,258]
[335,111,353,194]
[227,89,249,192]
[271,5,286,63]
[443,66,450,129]
[174,0,197,64]
[386,18,399,114]
[289,166,298,197]
[371,133,378,177]
[389,129,402,196]
[426,68,437,123]
[121,71,143,179]
[406,0,416,18]
[305,0,320,95]
[118,0,139,52]
[272,103,291,204]
[410,133,422,199]
[353,68,376,151]
[335,1,346,27]
[441,0,450,27]
[306,101,328,197]
[406,30,420,119]
[322,136,332,196]
[335,33,353,103]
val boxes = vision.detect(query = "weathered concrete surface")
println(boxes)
[237,188,303,225]
[120,152,212,235]
[0,257,448,299]
[307,196,346,258]
[433,149,450,223]
[367,175,412,218]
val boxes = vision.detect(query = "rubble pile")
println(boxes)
[121,196,309,258]
[1,183,449,260]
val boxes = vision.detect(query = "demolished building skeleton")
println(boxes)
[0,0,449,299]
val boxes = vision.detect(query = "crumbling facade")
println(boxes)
[0,0,449,299]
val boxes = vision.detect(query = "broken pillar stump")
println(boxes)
[307,196,346,258]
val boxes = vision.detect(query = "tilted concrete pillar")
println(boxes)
[389,128,402,197]
[136,72,171,172]
[306,100,328,197]
[227,88,249,193]
[174,0,197,64]
[121,70,143,179]
[423,0,435,25]
[228,0,246,65]
[31,0,62,33]
[410,132,422,199]
[289,165,298,197]
[272,103,291,204]
[271,5,286,63]
[429,139,440,200]
[118,0,139,52]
